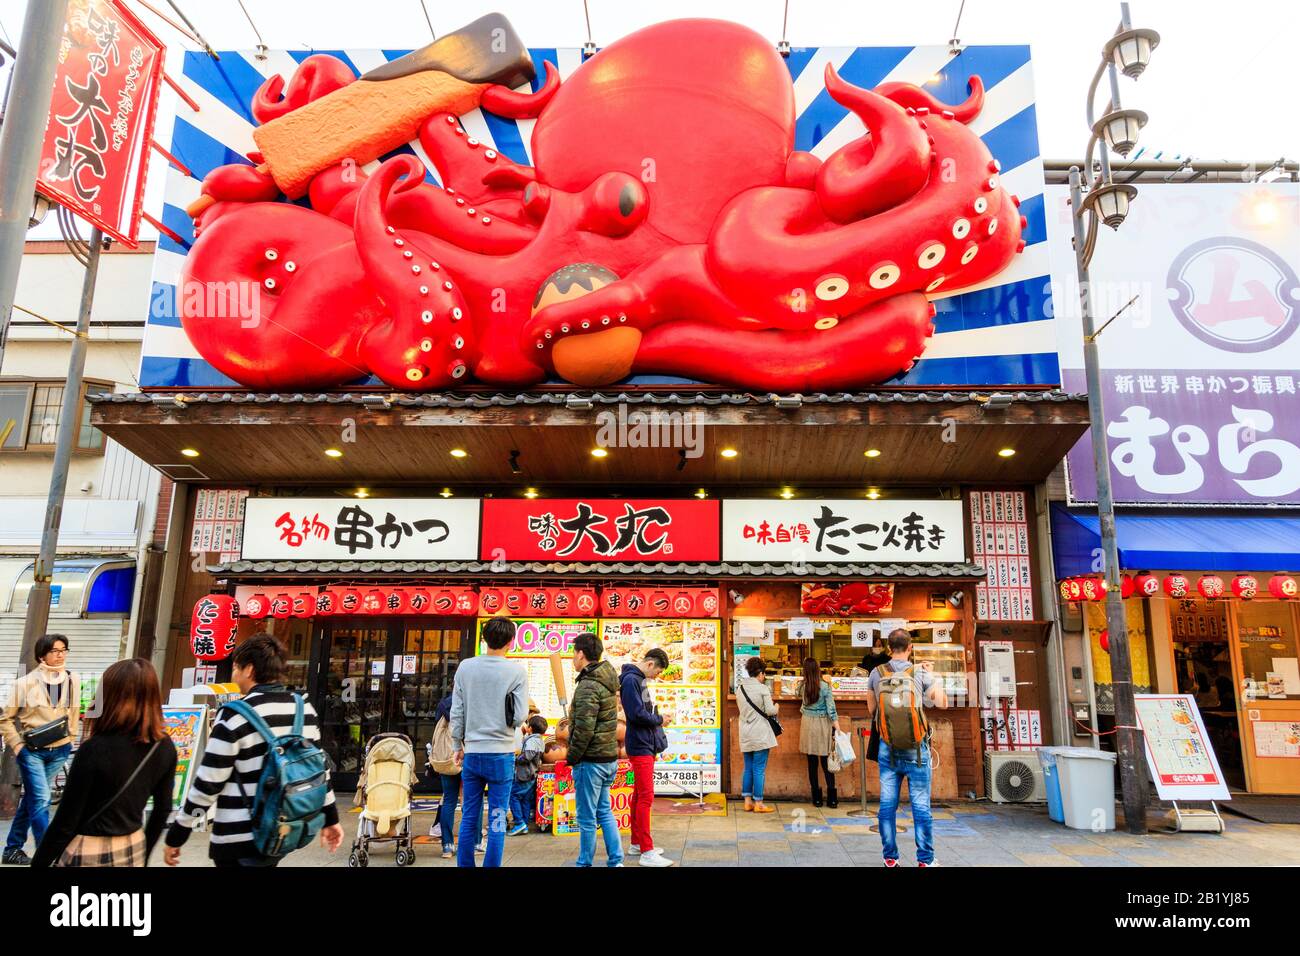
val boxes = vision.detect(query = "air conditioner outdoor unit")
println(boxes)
[985,750,1047,804]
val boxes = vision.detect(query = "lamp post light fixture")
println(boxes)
[1069,2,1159,837]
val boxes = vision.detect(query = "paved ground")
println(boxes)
[11,799,1299,867]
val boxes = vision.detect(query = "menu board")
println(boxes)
[1252,720,1300,758]
[477,618,594,724]
[1133,694,1231,801]
[600,618,722,793]
[162,705,207,808]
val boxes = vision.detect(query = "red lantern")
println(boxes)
[525,587,550,616]
[243,592,272,619]
[432,589,457,615]
[314,590,338,616]
[550,588,575,616]
[1133,573,1159,598]
[1119,575,1135,599]
[1268,575,1298,600]
[361,589,386,614]
[648,590,672,617]
[1231,575,1258,600]
[270,593,293,619]
[480,588,504,614]
[623,589,647,617]
[454,589,479,616]
[1163,574,1190,599]
[670,590,695,617]
[574,588,598,616]
[384,588,410,615]
[504,589,526,614]
[337,588,362,614]
[1080,578,1105,602]
[191,594,239,662]
[1098,629,1110,653]
[1058,579,1082,603]
[601,588,624,615]
[291,590,315,618]
[407,588,432,614]
[1197,575,1225,600]
[696,590,720,617]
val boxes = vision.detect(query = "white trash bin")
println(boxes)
[1054,747,1118,831]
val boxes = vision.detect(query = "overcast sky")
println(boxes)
[3,0,1297,240]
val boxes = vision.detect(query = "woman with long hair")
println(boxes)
[31,659,177,867]
[798,657,842,807]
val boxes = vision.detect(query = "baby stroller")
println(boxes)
[349,732,418,867]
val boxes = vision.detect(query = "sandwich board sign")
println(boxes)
[1133,694,1231,802]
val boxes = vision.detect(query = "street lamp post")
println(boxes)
[1068,2,1159,836]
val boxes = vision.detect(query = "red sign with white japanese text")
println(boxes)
[36,0,164,247]
[480,499,720,562]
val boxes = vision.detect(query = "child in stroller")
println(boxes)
[348,732,418,867]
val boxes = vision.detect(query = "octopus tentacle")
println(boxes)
[251,54,355,123]
[480,62,561,118]
[875,76,985,125]
[816,64,932,224]
[353,156,477,389]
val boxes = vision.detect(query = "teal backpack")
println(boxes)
[224,695,330,858]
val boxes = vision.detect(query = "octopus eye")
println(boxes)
[952,218,970,239]
[974,197,989,214]
[867,264,900,290]
[961,244,979,265]
[917,242,946,270]
[815,274,850,300]
[987,218,999,235]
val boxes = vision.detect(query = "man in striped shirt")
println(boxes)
[163,634,344,867]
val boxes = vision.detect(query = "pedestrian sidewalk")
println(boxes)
[11,799,1296,868]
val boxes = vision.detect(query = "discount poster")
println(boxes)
[476,618,593,724]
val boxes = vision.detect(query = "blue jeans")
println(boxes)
[457,753,512,868]
[510,779,536,828]
[877,740,934,865]
[437,773,461,850]
[572,761,623,868]
[741,748,771,800]
[7,743,71,852]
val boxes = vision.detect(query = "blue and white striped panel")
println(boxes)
[141,45,1055,389]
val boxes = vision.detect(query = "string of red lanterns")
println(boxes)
[1058,573,1297,602]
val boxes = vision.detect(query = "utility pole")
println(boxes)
[0,0,70,370]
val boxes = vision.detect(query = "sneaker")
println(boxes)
[507,823,529,837]
[628,844,641,856]
[918,861,940,868]
[475,841,486,853]
[2,848,31,866]
[639,849,675,868]
[883,858,900,868]
[441,846,453,859]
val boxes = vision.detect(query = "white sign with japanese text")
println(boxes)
[721,499,965,563]
[241,498,480,560]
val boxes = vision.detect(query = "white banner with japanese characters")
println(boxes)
[721,499,965,563]
[1048,182,1300,504]
[241,498,480,560]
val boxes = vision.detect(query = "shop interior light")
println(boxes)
[1251,193,1280,226]
[695,488,708,499]
[324,448,343,458]
[590,447,609,458]
[864,448,882,458]
[524,487,539,498]
[866,487,882,499]
[780,487,795,499]
[998,447,1017,457]
[720,447,739,459]
[449,448,468,458]
[180,448,200,458]
[354,488,370,498]
[439,487,453,498]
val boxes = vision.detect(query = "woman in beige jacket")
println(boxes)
[1,634,80,866]
[735,656,779,813]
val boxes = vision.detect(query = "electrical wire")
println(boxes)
[417,0,435,40]
[951,0,967,43]
[236,0,267,58]
[782,0,789,45]
[583,0,593,46]
[58,205,91,268]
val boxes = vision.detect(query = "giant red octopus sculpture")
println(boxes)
[181,19,1026,391]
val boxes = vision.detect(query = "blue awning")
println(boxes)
[1051,504,1300,577]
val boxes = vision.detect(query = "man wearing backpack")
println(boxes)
[866,628,947,868]
[164,634,344,867]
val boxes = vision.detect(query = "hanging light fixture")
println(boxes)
[1082,182,1139,229]
[1092,108,1148,157]
[1103,26,1161,79]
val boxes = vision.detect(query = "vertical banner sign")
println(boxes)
[162,705,206,808]
[36,0,164,246]
[969,491,1033,621]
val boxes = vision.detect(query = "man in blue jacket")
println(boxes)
[619,648,674,868]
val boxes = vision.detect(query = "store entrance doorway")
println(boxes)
[309,618,471,792]
[1173,634,1245,791]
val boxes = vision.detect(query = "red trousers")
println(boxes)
[629,754,655,851]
